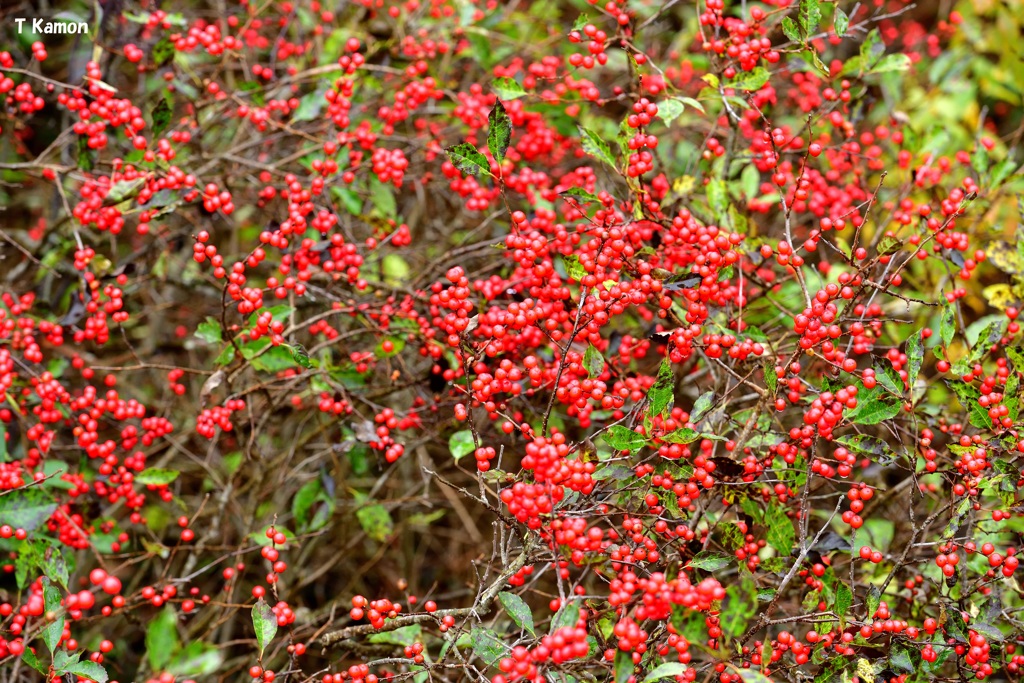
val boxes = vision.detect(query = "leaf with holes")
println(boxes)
[487,101,512,162]
[445,143,491,176]
[252,598,278,660]
[498,592,535,636]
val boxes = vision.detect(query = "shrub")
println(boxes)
[0,1,1023,682]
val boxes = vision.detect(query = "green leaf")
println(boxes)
[602,425,647,453]
[648,358,675,417]
[865,585,881,619]
[844,384,901,425]
[22,648,48,675]
[153,38,175,66]
[764,360,777,394]
[146,606,181,671]
[167,641,223,677]
[136,468,180,486]
[583,344,605,377]
[487,101,512,163]
[367,624,422,647]
[615,649,633,683]
[765,501,795,555]
[445,143,491,176]
[940,304,957,347]
[834,434,898,465]
[690,391,714,424]
[252,598,278,660]
[195,317,222,344]
[889,642,916,673]
[562,254,586,281]
[868,53,911,74]
[906,330,924,385]
[41,577,64,653]
[0,488,57,533]
[65,660,109,683]
[834,7,849,36]
[729,67,770,91]
[706,178,728,219]
[657,98,685,124]
[498,592,535,636]
[247,526,296,548]
[369,177,397,218]
[798,0,821,36]
[105,178,147,205]
[449,430,475,461]
[946,380,991,429]
[688,551,731,571]
[660,428,701,444]
[471,627,506,666]
[492,77,526,100]
[833,580,852,626]
[643,662,688,682]
[781,16,800,43]
[562,187,602,204]
[356,503,394,542]
[382,254,411,286]
[151,97,172,138]
[578,126,616,168]
[550,602,581,632]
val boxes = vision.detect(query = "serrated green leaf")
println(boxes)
[487,101,512,162]
[844,383,902,425]
[781,16,800,43]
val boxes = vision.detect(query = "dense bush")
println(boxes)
[1,0,1023,682]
